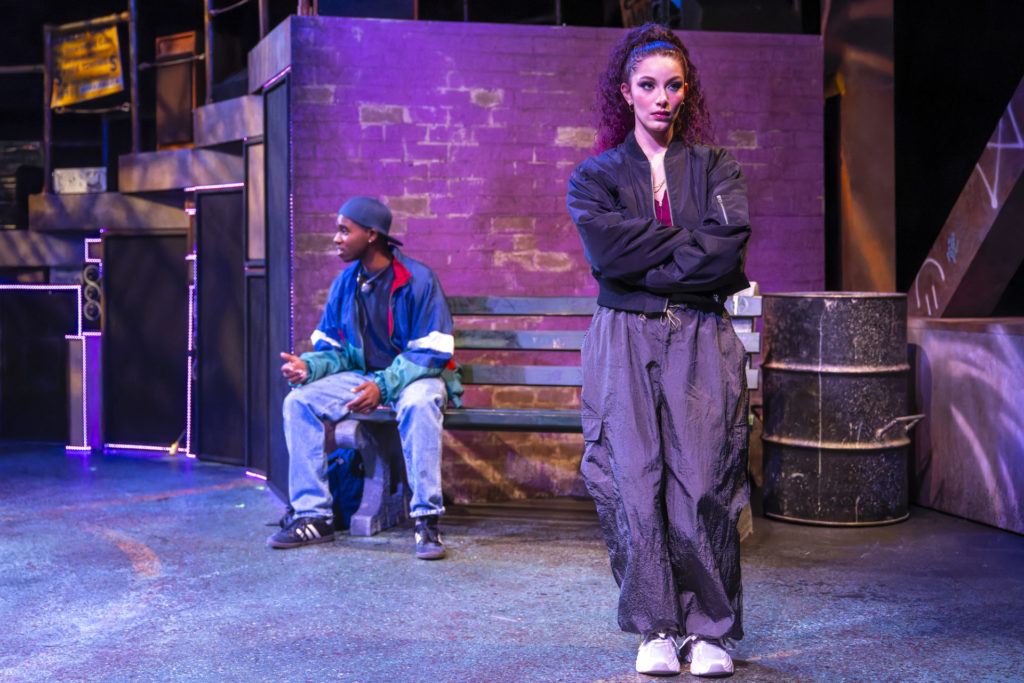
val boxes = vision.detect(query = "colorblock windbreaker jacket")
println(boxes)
[297,249,462,406]
[567,131,751,314]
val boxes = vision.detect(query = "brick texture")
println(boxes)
[283,17,824,501]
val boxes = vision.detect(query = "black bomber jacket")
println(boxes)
[567,131,751,315]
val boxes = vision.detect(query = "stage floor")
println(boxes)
[1,442,1022,682]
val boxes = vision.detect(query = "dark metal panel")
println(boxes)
[102,233,189,446]
[195,189,245,465]
[264,74,291,498]
[245,274,269,473]
[0,289,76,441]
[244,139,266,263]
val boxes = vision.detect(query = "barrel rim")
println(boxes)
[761,434,911,449]
[763,510,910,527]
[761,362,911,374]
[763,291,907,299]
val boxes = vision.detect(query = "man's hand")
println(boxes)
[280,352,308,384]
[346,380,382,414]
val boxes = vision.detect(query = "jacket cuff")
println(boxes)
[372,373,390,405]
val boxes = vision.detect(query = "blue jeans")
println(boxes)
[282,371,447,520]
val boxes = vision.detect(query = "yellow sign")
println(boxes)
[50,25,124,108]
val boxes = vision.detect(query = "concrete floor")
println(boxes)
[1,443,1022,683]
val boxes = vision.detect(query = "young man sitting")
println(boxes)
[268,197,458,560]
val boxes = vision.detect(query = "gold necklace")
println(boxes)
[652,177,666,194]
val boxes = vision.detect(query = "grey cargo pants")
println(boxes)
[580,305,749,639]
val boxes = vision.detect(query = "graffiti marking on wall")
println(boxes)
[946,232,959,265]
[975,105,1023,210]
[914,258,946,316]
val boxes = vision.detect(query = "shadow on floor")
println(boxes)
[1,443,1022,682]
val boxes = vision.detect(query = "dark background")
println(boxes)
[1,0,1022,306]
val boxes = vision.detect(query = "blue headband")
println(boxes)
[631,40,682,56]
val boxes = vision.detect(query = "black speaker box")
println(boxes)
[0,288,76,442]
[194,190,246,464]
[102,233,189,447]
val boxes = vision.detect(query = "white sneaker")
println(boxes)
[635,632,682,675]
[686,638,734,677]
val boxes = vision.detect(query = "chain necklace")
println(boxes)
[651,150,667,197]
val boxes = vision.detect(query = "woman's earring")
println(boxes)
[628,103,634,112]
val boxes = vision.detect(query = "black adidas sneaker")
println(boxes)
[267,515,335,549]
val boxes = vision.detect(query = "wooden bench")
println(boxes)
[325,285,762,536]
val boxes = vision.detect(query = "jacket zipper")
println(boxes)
[387,277,404,353]
[716,194,729,224]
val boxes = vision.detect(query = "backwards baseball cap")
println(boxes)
[337,196,402,246]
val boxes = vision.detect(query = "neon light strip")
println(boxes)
[66,446,91,454]
[289,83,295,350]
[185,283,194,457]
[84,238,102,263]
[184,251,197,460]
[245,470,268,481]
[104,443,173,453]
[262,65,291,91]
[183,182,245,193]
[80,333,88,447]
[0,284,80,290]
[65,335,88,449]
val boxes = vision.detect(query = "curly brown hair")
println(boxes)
[594,23,714,153]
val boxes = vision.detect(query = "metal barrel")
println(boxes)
[761,292,914,526]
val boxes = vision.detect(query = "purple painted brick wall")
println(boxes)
[281,17,823,501]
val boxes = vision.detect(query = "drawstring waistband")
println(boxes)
[638,304,684,329]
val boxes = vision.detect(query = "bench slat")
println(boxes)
[448,294,763,318]
[737,331,761,354]
[454,329,586,351]
[746,365,760,391]
[443,408,582,432]
[448,296,596,316]
[455,328,756,353]
[342,407,583,432]
[726,294,762,317]
[461,364,582,386]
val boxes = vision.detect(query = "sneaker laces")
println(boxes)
[641,632,683,648]
[679,635,735,659]
[415,520,441,544]
[681,635,734,648]
[288,516,331,531]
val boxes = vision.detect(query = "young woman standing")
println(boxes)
[567,23,752,677]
